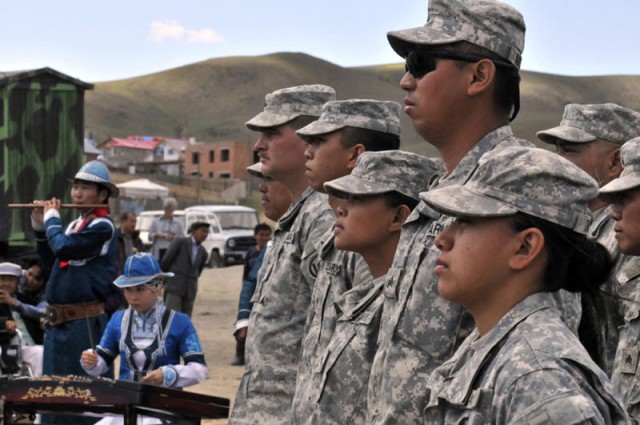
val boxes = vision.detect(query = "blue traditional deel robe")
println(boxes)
[95,307,206,381]
[36,210,118,378]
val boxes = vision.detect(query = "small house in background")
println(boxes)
[184,139,257,180]
[101,135,188,176]
[0,67,92,255]
[84,136,102,162]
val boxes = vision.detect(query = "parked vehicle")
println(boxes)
[136,210,226,268]
[185,205,259,265]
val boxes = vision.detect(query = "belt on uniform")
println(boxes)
[46,301,104,327]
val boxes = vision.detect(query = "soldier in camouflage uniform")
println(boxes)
[538,103,640,374]
[292,150,441,425]
[291,100,410,423]
[419,146,628,424]
[229,85,336,424]
[232,162,292,366]
[599,137,640,423]
[366,1,536,423]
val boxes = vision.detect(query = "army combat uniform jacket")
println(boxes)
[292,229,371,423]
[300,275,383,425]
[590,205,625,376]
[424,292,629,424]
[366,127,530,424]
[230,187,333,424]
[367,127,581,424]
[611,256,640,423]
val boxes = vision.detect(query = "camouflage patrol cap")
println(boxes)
[599,137,640,201]
[296,100,401,140]
[245,84,336,131]
[387,0,525,68]
[246,162,265,179]
[421,147,597,235]
[537,103,640,145]
[324,150,443,202]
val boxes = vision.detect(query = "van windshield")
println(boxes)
[216,212,258,230]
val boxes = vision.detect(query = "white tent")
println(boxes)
[116,178,169,199]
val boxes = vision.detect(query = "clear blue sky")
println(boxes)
[1,0,638,82]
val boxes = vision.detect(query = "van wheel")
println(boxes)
[208,251,223,268]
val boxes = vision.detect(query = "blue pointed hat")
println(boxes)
[114,253,174,288]
[74,159,119,197]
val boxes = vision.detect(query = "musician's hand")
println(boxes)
[141,368,164,386]
[31,200,45,227]
[81,349,99,369]
[43,198,61,215]
[166,233,175,241]
[234,327,248,344]
[4,320,17,333]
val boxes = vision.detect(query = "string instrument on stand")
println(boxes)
[0,375,229,425]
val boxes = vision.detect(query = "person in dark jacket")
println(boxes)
[115,211,144,274]
[108,211,144,317]
[14,258,50,345]
[161,222,209,317]
[242,223,272,281]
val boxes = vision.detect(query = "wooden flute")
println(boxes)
[8,203,108,209]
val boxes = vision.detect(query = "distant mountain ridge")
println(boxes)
[86,52,640,157]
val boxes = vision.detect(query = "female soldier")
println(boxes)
[420,146,628,424]
[295,150,441,424]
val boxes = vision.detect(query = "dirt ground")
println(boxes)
[187,264,246,425]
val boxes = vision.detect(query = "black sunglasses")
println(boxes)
[404,48,515,79]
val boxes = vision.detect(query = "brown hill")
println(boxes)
[86,52,640,157]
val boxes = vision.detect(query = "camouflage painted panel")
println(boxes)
[0,71,89,244]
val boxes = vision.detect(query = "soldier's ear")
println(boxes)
[467,59,496,97]
[509,228,544,271]
[390,205,411,232]
[347,144,366,169]
[609,148,623,177]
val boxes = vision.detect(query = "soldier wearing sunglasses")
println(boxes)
[362,1,580,424]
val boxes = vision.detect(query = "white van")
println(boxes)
[185,205,259,265]
[136,209,226,268]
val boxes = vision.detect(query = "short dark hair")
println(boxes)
[190,221,211,232]
[254,223,272,235]
[26,258,51,284]
[120,211,135,222]
[287,115,320,131]
[339,127,401,151]
[383,191,419,211]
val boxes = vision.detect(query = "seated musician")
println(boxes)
[81,253,208,390]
